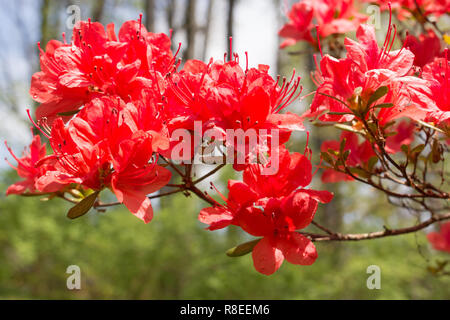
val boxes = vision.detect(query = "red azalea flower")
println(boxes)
[242,192,329,275]
[164,59,213,132]
[116,18,174,77]
[5,133,50,195]
[427,222,450,253]
[422,56,450,125]
[207,59,304,168]
[35,96,171,223]
[279,0,368,48]
[199,146,333,274]
[404,29,442,68]
[306,24,435,125]
[31,18,174,123]
[109,131,171,223]
[321,131,375,183]
[166,57,304,168]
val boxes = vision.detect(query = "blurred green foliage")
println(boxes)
[0,170,449,299]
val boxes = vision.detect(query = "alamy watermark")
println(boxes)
[366,265,381,289]
[66,5,81,29]
[366,5,381,30]
[66,265,81,290]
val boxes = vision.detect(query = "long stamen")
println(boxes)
[315,26,323,58]
[209,181,228,203]
[387,24,397,54]
[229,36,233,62]
[173,42,182,60]
[245,51,249,72]
[27,109,50,139]
[138,13,143,37]
[4,141,26,168]
[378,2,393,63]
[304,131,310,155]
[38,117,52,136]
[393,33,410,60]
[4,157,18,171]
[312,157,323,177]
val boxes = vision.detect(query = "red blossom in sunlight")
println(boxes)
[427,222,450,253]
[421,55,450,126]
[31,18,174,123]
[6,9,449,277]
[199,146,333,274]
[279,0,368,48]
[35,97,171,223]
[166,56,304,169]
[305,24,437,125]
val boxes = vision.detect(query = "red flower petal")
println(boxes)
[252,236,284,275]
[278,233,317,265]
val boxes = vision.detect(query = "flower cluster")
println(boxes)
[5,16,330,275]
[300,21,448,182]
[199,146,333,275]
[5,0,449,276]
[279,0,368,48]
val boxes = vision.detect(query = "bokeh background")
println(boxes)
[0,0,449,299]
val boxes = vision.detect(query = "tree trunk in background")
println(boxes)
[201,0,214,61]
[145,0,155,32]
[166,0,175,30]
[275,0,285,75]
[226,0,235,59]
[92,0,106,23]
[40,0,51,47]
[184,0,197,60]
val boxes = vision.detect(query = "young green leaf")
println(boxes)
[371,103,393,109]
[67,191,100,220]
[226,239,261,257]
[367,86,388,108]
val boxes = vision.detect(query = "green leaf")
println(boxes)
[327,111,354,116]
[410,144,425,155]
[327,148,339,156]
[367,86,388,108]
[368,156,378,172]
[321,152,334,165]
[334,123,363,134]
[372,103,393,109]
[349,167,371,179]
[226,239,261,257]
[401,144,410,155]
[57,109,81,117]
[67,191,100,220]
[318,92,351,109]
[339,137,347,154]
[342,149,350,161]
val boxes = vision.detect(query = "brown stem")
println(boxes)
[304,212,450,242]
